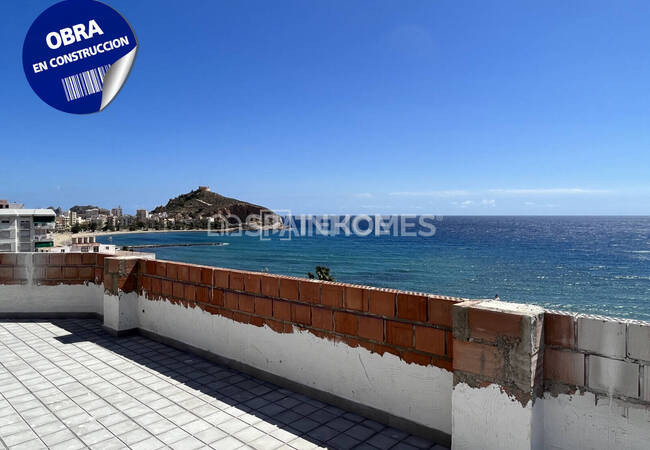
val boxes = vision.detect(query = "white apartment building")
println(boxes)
[0,209,56,252]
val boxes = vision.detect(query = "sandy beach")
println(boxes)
[53,224,284,246]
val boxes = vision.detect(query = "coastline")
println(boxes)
[53,224,281,246]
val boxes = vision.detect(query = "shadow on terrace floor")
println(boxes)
[0,318,446,450]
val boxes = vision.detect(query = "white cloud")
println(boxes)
[389,190,471,197]
[354,193,373,199]
[389,188,611,197]
[487,188,610,195]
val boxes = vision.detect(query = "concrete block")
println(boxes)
[544,348,585,386]
[577,317,626,358]
[644,366,650,402]
[588,355,639,398]
[627,324,650,362]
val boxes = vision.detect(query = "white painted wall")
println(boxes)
[543,391,650,450]
[0,284,103,314]
[136,296,453,434]
[103,291,139,332]
[452,382,543,450]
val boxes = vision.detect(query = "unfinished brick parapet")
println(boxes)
[2,253,650,408]
[543,309,650,402]
[0,253,101,286]
[452,300,545,404]
[138,259,462,370]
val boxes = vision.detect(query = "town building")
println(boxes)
[42,235,117,254]
[111,206,123,217]
[0,209,56,252]
[136,209,148,223]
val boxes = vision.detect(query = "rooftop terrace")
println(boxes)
[0,319,445,450]
[0,253,648,450]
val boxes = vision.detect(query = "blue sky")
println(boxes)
[1,1,650,215]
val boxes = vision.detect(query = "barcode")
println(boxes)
[61,65,111,102]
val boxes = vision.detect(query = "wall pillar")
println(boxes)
[450,300,545,450]
[102,256,141,336]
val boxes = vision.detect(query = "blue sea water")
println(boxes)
[98,216,650,321]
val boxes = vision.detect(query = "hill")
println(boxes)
[151,187,279,225]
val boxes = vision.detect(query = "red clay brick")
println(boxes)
[239,294,255,313]
[200,267,215,286]
[63,267,78,279]
[0,254,17,265]
[150,277,162,295]
[446,331,454,358]
[261,275,280,297]
[78,267,93,280]
[344,286,366,311]
[143,277,153,295]
[311,307,333,330]
[401,351,431,366]
[144,259,156,275]
[453,339,503,378]
[545,313,575,348]
[196,286,210,303]
[46,266,62,280]
[212,269,228,288]
[172,282,184,298]
[233,312,250,324]
[368,290,395,317]
[250,316,264,327]
[96,254,106,267]
[334,311,358,335]
[162,280,172,297]
[177,264,189,282]
[279,278,299,300]
[544,348,584,386]
[386,321,413,347]
[255,297,273,317]
[64,253,82,265]
[49,254,65,265]
[397,293,428,322]
[244,274,262,295]
[81,253,97,265]
[166,263,179,280]
[292,304,311,325]
[428,298,457,328]
[273,300,291,321]
[468,309,521,341]
[225,292,239,310]
[300,280,320,303]
[358,316,383,341]
[184,284,196,301]
[265,319,285,333]
[189,266,202,284]
[230,272,244,291]
[373,344,400,357]
[212,289,224,306]
[321,284,343,308]
[414,326,445,355]
[156,262,166,277]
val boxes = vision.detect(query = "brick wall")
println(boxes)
[544,311,650,402]
[138,259,461,370]
[0,253,104,286]
[1,253,649,405]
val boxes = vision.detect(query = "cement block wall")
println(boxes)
[1,253,649,449]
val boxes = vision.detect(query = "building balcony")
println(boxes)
[0,253,648,449]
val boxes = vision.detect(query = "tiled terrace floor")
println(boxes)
[0,320,448,450]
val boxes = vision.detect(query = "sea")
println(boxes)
[98,216,650,321]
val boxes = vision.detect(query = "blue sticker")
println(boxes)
[22,0,138,114]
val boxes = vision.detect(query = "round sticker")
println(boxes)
[22,0,137,114]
